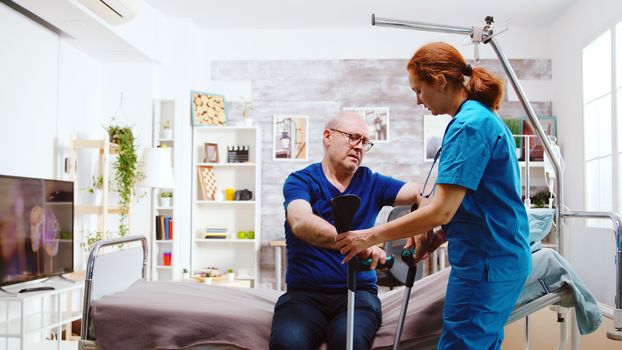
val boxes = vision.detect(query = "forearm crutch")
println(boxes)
[331,194,394,350]
[393,247,417,350]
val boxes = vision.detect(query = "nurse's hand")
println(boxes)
[335,228,374,264]
[356,245,387,270]
[405,229,447,262]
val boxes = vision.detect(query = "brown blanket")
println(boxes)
[92,270,448,350]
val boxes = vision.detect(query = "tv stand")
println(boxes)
[18,286,55,293]
[42,274,76,284]
[0,287,16,296]
[0,280,84,348]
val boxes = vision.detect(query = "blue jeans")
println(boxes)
[269,290,382,350]
[439,270,527,350]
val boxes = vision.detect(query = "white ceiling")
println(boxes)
[145,0,576,30]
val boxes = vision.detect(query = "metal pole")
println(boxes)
[488,38,564,254]
[372,15,472,36]
[525,136,531,207]
[562,210,622,309]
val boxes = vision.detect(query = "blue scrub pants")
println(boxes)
[269,289,381,350]
[438,270,527,350]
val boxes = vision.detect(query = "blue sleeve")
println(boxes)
[374,173,406,207]
[283,173,311,210]
[436,124,491,191]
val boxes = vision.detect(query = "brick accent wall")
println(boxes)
[211,58,552,289]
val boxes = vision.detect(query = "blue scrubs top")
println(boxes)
[283,163,405,293]
[437,100,531,282]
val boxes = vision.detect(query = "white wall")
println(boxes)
[551,0,622,303]
[203,25,551,61]
[0,3,60,179]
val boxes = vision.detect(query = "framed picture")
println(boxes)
[191,91,226,126]
[197,166,217,200]
[423,114,452,162]
[273,115,309,161]
[521,116,557,162]
[204,143,219,163]
[342,107,390,142]
[501,118,524,160]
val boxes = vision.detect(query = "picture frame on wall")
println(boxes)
[273,115,309,161]
[342,107,390,142]
[521,115,557,162]
[204,143,219,163]
[501,118,524,160]
[191,91,226,126]
[423,114,452,162]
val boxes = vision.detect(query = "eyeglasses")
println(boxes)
[329,128,374,152]
[420,147,441,198]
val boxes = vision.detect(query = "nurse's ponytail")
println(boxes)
[407,42,503,111]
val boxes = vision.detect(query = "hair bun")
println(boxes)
[463,64,473,77]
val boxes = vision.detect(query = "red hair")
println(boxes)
[407,42,503,110]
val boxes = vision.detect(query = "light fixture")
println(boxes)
[280,131,291,150]
[139,147,174,188]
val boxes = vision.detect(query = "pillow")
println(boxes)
[527,208,555,252]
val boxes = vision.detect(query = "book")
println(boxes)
[164,216,170,240]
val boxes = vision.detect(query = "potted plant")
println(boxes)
[203,271,212,285]
[105,120,144,237]
[160,120,173,139]
[502,118,523,159]
[81,230,104,256]
[83,175,104,205]
[160,191,173,207]
[241,96,254,127]
[227,268,235,281]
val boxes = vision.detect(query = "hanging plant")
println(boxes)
[105,122,144,237]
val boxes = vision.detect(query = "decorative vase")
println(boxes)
[243,118,254,127]
[228,272,235,282]
[204,277,213,285]
[160,197,172,207]
[160,129,173,139]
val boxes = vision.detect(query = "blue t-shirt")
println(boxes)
[437,100,531,282]
[283,163,405,293]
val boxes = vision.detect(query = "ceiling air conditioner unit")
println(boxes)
[77,0,138,25]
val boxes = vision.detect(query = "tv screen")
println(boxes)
[0,175,73,286]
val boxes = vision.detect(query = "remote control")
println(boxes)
[18,286,55,293]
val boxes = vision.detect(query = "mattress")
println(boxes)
[91,249,599,350]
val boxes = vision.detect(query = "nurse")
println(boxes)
[335,41,531,350]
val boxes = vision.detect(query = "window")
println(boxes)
[583,29,613,226]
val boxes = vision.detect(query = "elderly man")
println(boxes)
[269,111,420,350]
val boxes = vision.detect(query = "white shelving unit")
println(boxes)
[0,281,83,350]
[151,99,177,281]
[191,126,261,287]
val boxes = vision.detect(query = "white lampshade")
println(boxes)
[139,147,175,188]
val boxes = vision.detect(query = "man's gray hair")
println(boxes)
[324,111,365,130]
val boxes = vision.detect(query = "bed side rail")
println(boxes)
[561,210,622,339]
[80,235,148,341]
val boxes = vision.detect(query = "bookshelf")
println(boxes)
[151,99,177,281]
[191,126,261,287]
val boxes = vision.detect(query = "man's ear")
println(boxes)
[323,128,332,147]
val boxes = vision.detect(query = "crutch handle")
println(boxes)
[356,255,395,270]
[401,248,418,288]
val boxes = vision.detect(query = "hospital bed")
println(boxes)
[79,14,622,350]
[78,234,598,350]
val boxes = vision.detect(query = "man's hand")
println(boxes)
[356,245,387,270]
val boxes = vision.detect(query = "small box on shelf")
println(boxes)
[227,145,249,163]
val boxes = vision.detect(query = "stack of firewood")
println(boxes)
[193,93,225,125]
